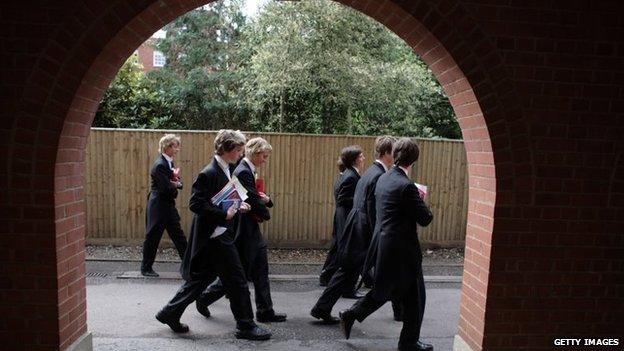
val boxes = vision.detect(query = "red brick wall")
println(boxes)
[0,1,622,350]
[456,2,624,349]
[136,40,156,73]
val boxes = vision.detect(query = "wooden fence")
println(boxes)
[85,128,468,247]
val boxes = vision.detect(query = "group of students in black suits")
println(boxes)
[140,132,434,350]
[141,131,283,340]
[316,137,435,351]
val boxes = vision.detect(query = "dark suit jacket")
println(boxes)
[146,155,179,229]
[180,157,237,281]
[332,167,360,245]
[337,161,386,269]
[233,159,274,275]
[369,166,433,301]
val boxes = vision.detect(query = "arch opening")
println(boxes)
[51,1,508,350]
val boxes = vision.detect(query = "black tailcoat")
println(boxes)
[233,159,273,276]
[180,157,233,281]
[321,167,360,275]
[332,167,360,247]
[146,154,180,227]
[336,161,386,269]
[368,166,433,301]
[142,154,187,270]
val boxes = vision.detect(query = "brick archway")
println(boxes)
[53,1,507,350]
[3,1,622,351]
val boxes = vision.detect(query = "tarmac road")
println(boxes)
[87,260,462,351]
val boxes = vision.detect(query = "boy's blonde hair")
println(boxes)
[245,137,273,158]
[159,134,181,154]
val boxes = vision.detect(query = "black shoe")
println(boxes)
[398,341,434,351]
[339,310,356,339]
[141,268,159,277]
[235,325,272,340]
[257,311,287,323]
[341,291,365,299]
[310,307,340,324]
[155,310,189,333]
[196,299,211,318]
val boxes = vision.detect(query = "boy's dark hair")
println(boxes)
[374,136,397,159]
[393,138,420,167]
[338,145,363,172]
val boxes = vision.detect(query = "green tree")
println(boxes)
[94,55,176,129]
[151,1,250,130]
[94,55,143,128]
[97,0,460,139]
[239,0,460,138]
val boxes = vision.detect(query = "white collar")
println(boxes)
[375,160,388,172]
[214,155,230,174]
[243,157,256,174]
[162,153,173,165]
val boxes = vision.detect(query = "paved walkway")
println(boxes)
[87,274,461,351]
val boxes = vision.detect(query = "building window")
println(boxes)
[153,51,166,67]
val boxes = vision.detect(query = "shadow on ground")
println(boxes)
[88,277,460,351]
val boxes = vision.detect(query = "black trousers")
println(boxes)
[141,207,187,271]
[313,266,359,313]
[349,270,426,346]
[314,264,402,316]
[198,246,274,316]
[320,238,340,283]
[158,239,255,330]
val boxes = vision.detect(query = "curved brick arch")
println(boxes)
[45,1,512,350]
[0,0,624,351]
[11,1,624,351]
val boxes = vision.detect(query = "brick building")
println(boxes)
[135,30,166,73]
[0,1,623,351]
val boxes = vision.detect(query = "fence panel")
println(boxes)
[85,128,468,247]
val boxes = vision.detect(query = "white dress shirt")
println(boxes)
[214,155,231,180]
[162,153,174,169]
[242,157,256,175]
[211,155,232,238]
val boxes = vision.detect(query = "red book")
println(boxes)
[253,178,266,223]
[414,182,428,200]
[172,167,181,181]
[255,178,265,193]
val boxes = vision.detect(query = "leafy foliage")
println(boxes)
[93,55,178,129]
[150,1,250,130]
[94,0,461,139]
